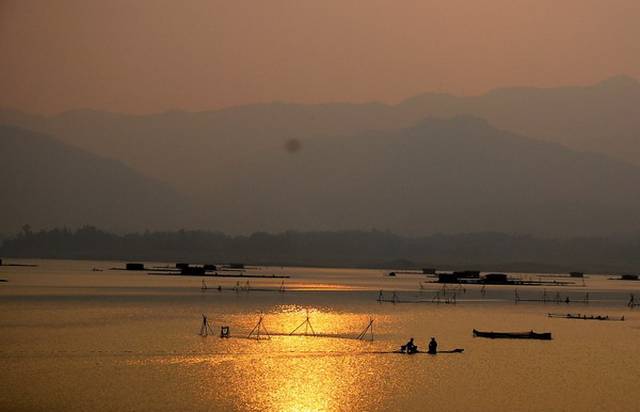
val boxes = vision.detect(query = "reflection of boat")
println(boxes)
[472,329,551,340]
[548,313,624,321]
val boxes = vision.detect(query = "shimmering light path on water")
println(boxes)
[1,260,639,411]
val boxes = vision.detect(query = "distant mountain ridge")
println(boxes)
[399,74,640,163]
[2,75,639,168]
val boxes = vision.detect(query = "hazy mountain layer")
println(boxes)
[400,75,640,164]
[1,76,639,186]
[0,126,194,234]
[2,77,640,235]
[3,117,640,235]
[192,116,640,236]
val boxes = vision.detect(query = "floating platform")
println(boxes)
[148,271,289,279]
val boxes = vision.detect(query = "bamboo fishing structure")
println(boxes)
[199,314,215,336]
[247,316,271,340]
[355,318,374,341]
[515,289,589,304]
[289,309,316,336]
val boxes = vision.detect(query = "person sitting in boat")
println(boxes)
[428,337,438,354]
[402,338,418,353]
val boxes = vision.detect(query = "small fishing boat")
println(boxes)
[472,329,552,340]
[394,348,464,355]
[548,313,624,321]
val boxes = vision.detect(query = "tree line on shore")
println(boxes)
[2,225,640,274]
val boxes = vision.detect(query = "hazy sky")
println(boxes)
[1,0,639,115]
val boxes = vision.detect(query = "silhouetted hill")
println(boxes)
[0,125,194,233]
[3,116,640,235]
[206,116,640,235]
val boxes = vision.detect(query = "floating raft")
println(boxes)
[1,263,38,267]
[473,329,552,340]
[378,299,456,304]
[149,272,289,278]
[547,313,624,321]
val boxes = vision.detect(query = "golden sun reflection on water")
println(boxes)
[205,307,388,411]
[250,350,365,411]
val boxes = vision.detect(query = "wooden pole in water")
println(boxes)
[200,314,208,336]
[260,317,270,339]
[200,314,214,336]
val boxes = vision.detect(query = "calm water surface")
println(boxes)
[1,259,639,411]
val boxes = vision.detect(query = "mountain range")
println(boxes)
[1,76,640,235]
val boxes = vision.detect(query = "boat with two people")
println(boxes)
[398,337,464,354]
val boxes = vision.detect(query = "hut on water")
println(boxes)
[482,273,509,284]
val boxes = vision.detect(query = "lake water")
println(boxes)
[1,259,639,411]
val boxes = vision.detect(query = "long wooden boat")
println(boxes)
[472,329,552,340]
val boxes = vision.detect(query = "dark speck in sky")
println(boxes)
[285,138,302,154]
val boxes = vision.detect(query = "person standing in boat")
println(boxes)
[428,337,438,354]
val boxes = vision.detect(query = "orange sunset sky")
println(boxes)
[1,0,639,115]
